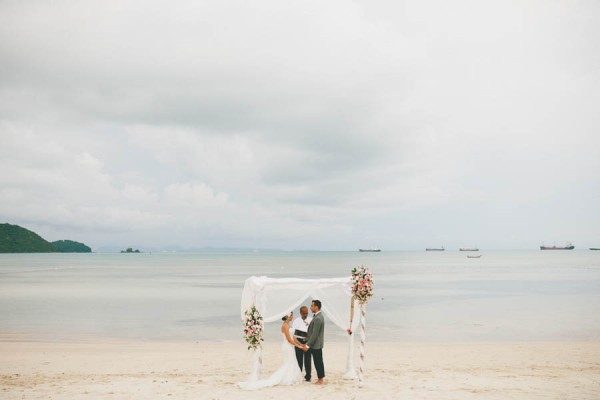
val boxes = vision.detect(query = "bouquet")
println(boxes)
[242,305,264,350]
[351,265,374,303]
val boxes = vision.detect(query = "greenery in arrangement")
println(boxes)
[351,265,374,303]
[0,223,92,253]
[242,306,264,350]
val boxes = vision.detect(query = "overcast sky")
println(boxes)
[1,0,599,251]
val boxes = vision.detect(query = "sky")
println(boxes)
[1,0,599,251]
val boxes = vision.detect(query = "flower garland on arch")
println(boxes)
[350,265,374,388]
[242,305,264,350]
[351,265,374,303]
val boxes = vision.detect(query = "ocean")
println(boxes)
[1,250,599,343]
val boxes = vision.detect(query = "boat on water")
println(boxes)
[359,249,381,252]
[467,254,482,258]
[590,248,600,251]
[459,248,479,251]
[540,242,574,250]
[426,247,445,251]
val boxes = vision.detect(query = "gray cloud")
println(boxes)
[1,0,599,250]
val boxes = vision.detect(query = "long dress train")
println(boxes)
[238,328,302,390]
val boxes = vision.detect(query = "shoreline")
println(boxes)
[2,337,599,399]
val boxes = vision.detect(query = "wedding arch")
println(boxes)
[240,275,363,382]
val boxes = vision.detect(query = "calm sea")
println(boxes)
[1,251,599,342]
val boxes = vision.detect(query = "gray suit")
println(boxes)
[306,311,325,379]
[306,312,324,349]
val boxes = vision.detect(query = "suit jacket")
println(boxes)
[306,311,325,350]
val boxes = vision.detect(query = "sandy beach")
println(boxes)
[1,336,599,400]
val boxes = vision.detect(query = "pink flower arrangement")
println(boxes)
[242,305,264,350]
[351,265,374,303]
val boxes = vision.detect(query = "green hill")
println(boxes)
[0,223,56,253]
[52,240,92,253]
[0,223,92,253]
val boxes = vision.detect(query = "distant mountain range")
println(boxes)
[0,223,91,253]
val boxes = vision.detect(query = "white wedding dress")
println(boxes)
[238,328,302,390]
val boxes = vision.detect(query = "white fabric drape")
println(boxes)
[241,276,360,332]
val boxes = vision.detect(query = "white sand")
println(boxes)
[1,337,599,399]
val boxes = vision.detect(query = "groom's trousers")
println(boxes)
[295,338,312,381]
[310,348,325,380]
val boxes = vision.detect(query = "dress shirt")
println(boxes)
[292,316,313,335]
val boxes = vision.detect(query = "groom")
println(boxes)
[303,299,325,384]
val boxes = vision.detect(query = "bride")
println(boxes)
[238,312,303,390]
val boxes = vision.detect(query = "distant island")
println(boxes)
[0,223,92,253]
[121,247,142,253]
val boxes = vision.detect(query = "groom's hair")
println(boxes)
[312,300,322,310]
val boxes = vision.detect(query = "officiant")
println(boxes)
[292,306,313,381]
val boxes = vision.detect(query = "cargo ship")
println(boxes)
[540,243,574,250]
[359,249,381,252]
[459,248,479,251]
[426,247,445,251]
